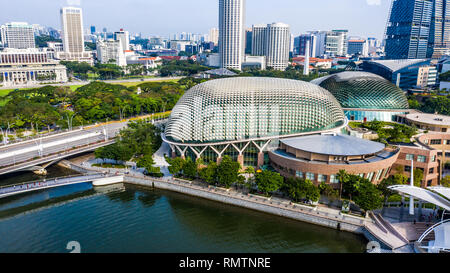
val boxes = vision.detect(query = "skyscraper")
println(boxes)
[219,0,245,70]
[385,0,433,59]
[114,29,130,51]
[0,22,35,49]
[429,0,450,59]
[250,23,291,70]
[325,30,348,57]
[59,7,93,64]
[265,23,291,70]
[209,28,219,45]
[251,24,267,56]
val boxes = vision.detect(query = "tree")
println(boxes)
[337,170,349,199]
[441,176,450,188]
[182,157,197,179]
[283,177,320,203]
[199,161,217,184]
[216,156,241,188]
[353,182,384,213]
[167,157,185,177]
[254,170,284,196]
[413,168,424,187]
[137,154,161,176]
[319,182,339,201]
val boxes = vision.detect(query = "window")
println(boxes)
[429,168,434,174]
[405,166,411,172]
[430,139,442,145]
[318,174,327,182]
[417,155,426,163]
[405,154,414,161]
[296,171,303,178]
[431,155,436,162]
[306,172,315,181]
[330,175,339,183]
[367,172,374,182]
[375,169,383,181]
[427,180,432,187]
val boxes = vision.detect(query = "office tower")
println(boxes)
[114,29,130,51]
[265,23,291,70]
[308,31,327,57]
[245,28,252,54]
[209,28,219,45]
[348,39,369,56]
[385,0,433,59]
[59,7,93,64]
[251,24,267,56]
[303,40,310,75]
[96,39,126,66]
[250,23,291,70]
[219,0,246,70]
[295,34,317,57]
[90,26,96,34]
[0,22,35,49]
[325,30,348,56]
[429,0,450,59]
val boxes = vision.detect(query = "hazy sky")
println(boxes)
[0,0,391,39]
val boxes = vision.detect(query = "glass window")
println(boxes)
[417,155,426,163]
[306,172,315,181]
[405,154,414,161]
[367,172,374,181]
[405,166,411,172]
[429,168,434,174]
[330,175,339,183]
[430,139,442,145]
[318,174,327,182]
[431,155,436,162]
[296,171,303,178]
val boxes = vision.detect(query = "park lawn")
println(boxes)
[118,78,180,87]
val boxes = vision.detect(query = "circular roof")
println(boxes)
[406,113,450,127]
[280,134,385,156]
[165,77,345,144]
[311,71,409,110]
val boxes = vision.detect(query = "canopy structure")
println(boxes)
[428,186,450,200]
[388,185,450,211]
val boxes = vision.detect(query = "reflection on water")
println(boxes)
[0,165,80,186]
[0,183,367,253]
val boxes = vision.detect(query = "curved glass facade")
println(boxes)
[165,77,345,144]
[312,72,409,110]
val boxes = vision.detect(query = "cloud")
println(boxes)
[366,0,381,5]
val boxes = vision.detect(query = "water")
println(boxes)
[0,169,367,253]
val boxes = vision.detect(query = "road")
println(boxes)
[0,76,183,90]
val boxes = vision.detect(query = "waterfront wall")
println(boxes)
[124,176,367,235]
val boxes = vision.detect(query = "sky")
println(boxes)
[0,0,391,40]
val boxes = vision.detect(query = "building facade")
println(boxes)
[96,39,126,67]
[269,134,400,186]
[209,28,219,45]
[219,0,246,70]
[59,7,93,64]
[114,29,130,51]
[0,22,35,49]
[163,77,345,168]
[429,0,450,59]
[251,24,266,56]
[294,34,317,57]
[0,48,67,87]
[347,39,369,56]
[385,0,433,59]
[325,30,348,57]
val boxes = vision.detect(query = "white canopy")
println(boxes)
[433,222,450,251]
[388,185,450,211]
[428,186,450,201]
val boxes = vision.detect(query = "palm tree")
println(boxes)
[337,170,349,200]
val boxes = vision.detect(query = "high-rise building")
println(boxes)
[348,39,369,56]
[59,7,93,64]
[219,0,246,70]
[96,39,126,67]
[385,0,433,59]
[429,0,450,59]
[90,25,96,34]
[265,23,291,70]
[250,23,291,70]
[294,34,317,57]
[245,28,252,54]
[0,22,35,49]
[325,30,348,56]
[251,24,267,56]
[114,29,130,51]
[208,28,219,45]
[308,31,328,57]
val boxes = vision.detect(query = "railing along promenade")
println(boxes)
[0,173,113,198]
[124,174,369,229]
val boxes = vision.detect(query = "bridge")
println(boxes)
[0,115,168,176]
[0,173,122,199]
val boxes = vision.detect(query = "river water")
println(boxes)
[0,166,367,253]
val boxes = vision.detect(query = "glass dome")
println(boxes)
[311,71,409,110]
[165,77,345,144]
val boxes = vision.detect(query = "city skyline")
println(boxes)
[0,0,390,40]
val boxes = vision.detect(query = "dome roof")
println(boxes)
[165,77,345,144]
[311,71,409,110]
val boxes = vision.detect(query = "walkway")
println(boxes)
[0,173,116,198]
